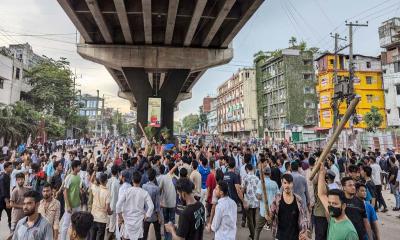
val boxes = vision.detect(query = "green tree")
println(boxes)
[198,107,208,132]
[289,36,297,48]
[298,40,307,51]
[182,114,200,132]
[25,57,76,120]
[363,106,383,132]
[0,101,39,146]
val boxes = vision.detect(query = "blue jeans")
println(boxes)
[391,183,400,208]
[163,207,176,240]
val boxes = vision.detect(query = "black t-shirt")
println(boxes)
[344,196,367,240]
[177,201,205,240]
[223,171,240,203]
[389,165,398,185]
[338,157,346,173]
[271,166,282,189]
[276,196,299,240]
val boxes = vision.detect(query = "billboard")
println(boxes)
[148,97,161,127]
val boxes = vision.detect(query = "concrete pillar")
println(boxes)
[123,68,189,134]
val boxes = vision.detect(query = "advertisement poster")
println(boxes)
[148,97,161,127]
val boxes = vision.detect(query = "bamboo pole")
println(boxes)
[259,162,270,221]
[309,96,360,181]
[138,122,149,143]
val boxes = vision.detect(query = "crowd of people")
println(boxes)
[0,137,399,240]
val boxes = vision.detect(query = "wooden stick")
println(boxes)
[259,162,270,219]
[138,122,149,144]
[309,96,360,181]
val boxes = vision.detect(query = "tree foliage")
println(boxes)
[364,106,383,132]
[182,114,200,132]
[25,57,76,119]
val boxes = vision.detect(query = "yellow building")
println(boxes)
[315,53,386,129]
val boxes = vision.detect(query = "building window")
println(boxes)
[366,76,372,84]
[396,85,400,95]
[303,86,314,94]
[394,62,400,73]
[303,74,312,80]
[366,62,371,68]
[329,59,334,65]
[303,60,312,65]
[398,108,400,119]
[366,94,373,103]
[304,101,315,109]
[16,68,20,79]
[0,79,4,89]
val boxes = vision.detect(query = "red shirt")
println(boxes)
[205,172,216,203]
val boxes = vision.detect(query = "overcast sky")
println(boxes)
[0,0,398,120]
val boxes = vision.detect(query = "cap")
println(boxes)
[264,167,271,175]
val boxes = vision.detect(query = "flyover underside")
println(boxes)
[123,68,190,131]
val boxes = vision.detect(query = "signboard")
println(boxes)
[321,95,329,104]
[148,97,161,127]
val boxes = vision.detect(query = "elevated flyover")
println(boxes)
[58,0,264,131]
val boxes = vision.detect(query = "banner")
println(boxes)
[148,97,161,127]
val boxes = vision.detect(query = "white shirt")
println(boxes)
[211,196,237,240]
[370,163,382,185]
[331,165,340,184]
[116,186,154,240]
[2,146,8,155]
[107,176,120,211]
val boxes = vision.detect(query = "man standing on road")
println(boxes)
[356,182,380,240]
[60,160,81,240]
[317,167,358,240]
[89,173,111,240]
[255,167,279,240]
[211,180,237,240]
[269,174,309,240]
[165,178,205,240]
[142,168,162,240]
[38,183,60,240]
[10,173,29,233]
[291,161,310,211]
[369,156,387,212]
[12,190,53,240]
[0,162,13,230]
[157,162,176,240]
[116,171,154,240]
[241,164,259,240]
[106,165,120,237]
[341,176,373,240]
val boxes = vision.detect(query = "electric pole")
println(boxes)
[95,89,99,138]
[330,32,347,131]
[345,21,368,102]
[101,94,104,137]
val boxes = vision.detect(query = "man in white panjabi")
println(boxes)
[116,171,154,240]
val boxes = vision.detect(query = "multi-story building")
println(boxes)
[315,53,386,129]
[79,93,105,137]
[0,43,43,105]
[206,97,218,135]
[255,49,317,141]
[379,18,400,127]
[217,68,258,138]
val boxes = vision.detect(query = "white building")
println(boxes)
[379,18,400,127]
[217,68,258,138]
[206,98,218,135]
[0,43,43,105]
